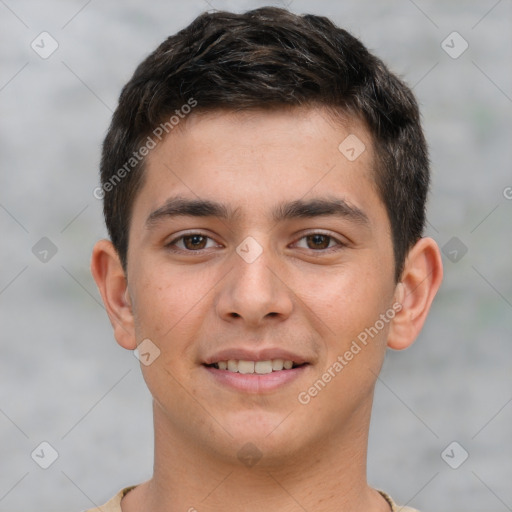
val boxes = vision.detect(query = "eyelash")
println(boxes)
[165,231,346,254]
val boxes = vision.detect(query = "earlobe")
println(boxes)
[387,237,443,351]
[90,239,137,350]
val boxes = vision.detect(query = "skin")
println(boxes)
[91,107,443,512]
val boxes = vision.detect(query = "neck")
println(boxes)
[123,398,389,512]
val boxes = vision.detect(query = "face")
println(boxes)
[124,108,399,465]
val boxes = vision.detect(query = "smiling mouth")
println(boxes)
[205,359,308,374]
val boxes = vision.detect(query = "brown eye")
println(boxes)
[293,232,345,252]
[182,234,208,250]
[166,233,218,252]
[305,234,331,250]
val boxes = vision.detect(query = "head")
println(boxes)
[92,7,442,469]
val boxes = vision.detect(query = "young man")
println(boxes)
[90,7,442,512]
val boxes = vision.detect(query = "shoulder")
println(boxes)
[81,486,137,512]
[83,486,420,512]
[378,490,421,512]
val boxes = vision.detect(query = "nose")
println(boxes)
[215,239,294,328]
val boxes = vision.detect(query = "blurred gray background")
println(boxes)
[1,1,511,511]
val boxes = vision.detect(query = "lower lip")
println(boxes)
[203,365,309,393]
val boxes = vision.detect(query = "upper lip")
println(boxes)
[203,348,310,365]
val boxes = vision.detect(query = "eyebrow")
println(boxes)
[145,195,370,228]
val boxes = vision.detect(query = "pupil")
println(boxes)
[308,234,329,249]
[185,235,206,250]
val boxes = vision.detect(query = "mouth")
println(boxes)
[202,355,310,393]
[204,359,308,374]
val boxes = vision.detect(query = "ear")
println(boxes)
[90,239,137,350]
[387,237,443,350]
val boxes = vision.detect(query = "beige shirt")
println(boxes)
[83,486,420,511]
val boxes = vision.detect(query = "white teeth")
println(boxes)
[238,360,255,374]
[212,359,297,373]
[254,361,273,374]
[272,359,284,371]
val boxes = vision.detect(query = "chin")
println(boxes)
[215,411,307,459]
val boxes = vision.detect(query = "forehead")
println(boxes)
[132,107,387,231]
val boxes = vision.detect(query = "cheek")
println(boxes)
[131,265,207,342]
[304,265,390,330]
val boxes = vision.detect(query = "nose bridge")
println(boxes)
[217,235,293,324]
